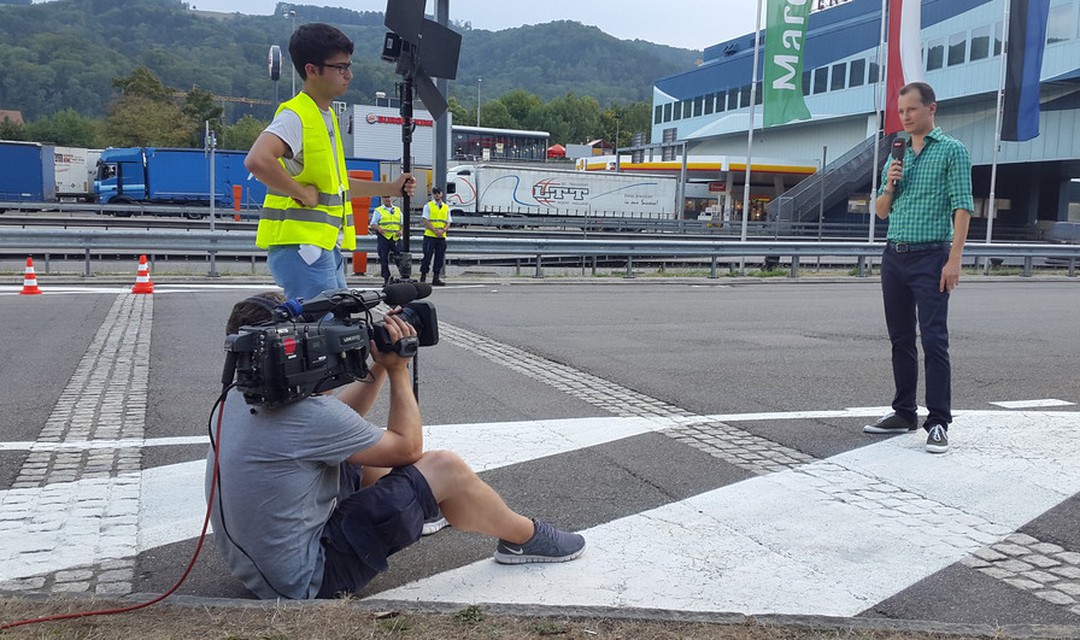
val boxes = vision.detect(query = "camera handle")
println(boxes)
[412,351,420,402]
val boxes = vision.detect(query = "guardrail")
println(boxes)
[1,228,1076,278]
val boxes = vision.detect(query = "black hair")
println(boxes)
[899,82,936,106]
[431,187,443,195]
[226,292,286,335]
[289,23,354,81]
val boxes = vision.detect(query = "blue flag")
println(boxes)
[1002,0,1050,142]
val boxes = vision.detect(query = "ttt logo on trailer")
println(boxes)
[532,179,588,207]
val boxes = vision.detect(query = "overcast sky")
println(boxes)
[183,0,759,51]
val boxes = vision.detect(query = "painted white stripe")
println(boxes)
[372,410,1080,616]
[990,398,1075,409]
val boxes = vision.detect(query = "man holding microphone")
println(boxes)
[864,82,973,454]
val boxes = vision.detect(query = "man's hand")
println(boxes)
[395,173,417,198]
[940,258,961,293]
[884,160,903,193]
[293,184,319,208]
[370,311,416,371]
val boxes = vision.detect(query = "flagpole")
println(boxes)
[985,0,1011,273]
[741,0,764,274]
[869,0,888,244]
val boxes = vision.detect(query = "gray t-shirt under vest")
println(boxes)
[205,390,383,599]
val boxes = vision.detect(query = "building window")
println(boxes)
[1047,3,1074,44]
[693,96,704,117]
[802,70,812,96]
[716,89,726,112]
[849,58,866,87]
[755,85,763,105]
[655,105,663,125]
[926,38,945,70]
[994,22,1003,55]
[813,67,828,94]
[663,103,673,122]
[683,100,693,119]
[740,84,752,107]
[947,32,967,66]
[831,62,847,90]
[673,102,682,121]
[728,88,740,111]
[704,93,715,115]
[970,25,991,60]
[869,61,880,83]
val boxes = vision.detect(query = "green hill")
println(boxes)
[0,0,700,123]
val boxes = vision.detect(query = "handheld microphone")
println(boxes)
[890,139,906,188]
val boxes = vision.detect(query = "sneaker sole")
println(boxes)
[493,546,585,565]
[421,517,449,536]
[863,425,917,434]
[926,443,950,454]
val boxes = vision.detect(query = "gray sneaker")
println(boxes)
[926,424,950,453]
[421,512,449,536]
[863,411,918,434]
[494,519,585,565]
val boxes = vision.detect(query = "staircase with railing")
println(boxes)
[766,133,897,223]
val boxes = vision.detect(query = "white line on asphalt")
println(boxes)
[370,409,1080,617]
[990,398,1076,409]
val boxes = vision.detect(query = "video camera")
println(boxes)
[221,283,438,409]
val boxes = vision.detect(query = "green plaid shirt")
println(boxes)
[878,127,974,243]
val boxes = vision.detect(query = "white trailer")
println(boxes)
[54,146,102,201]
[445,164,678,218]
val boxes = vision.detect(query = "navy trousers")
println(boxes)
[879,244,952,429]
[420,236,446,276]
[376,235,400,281]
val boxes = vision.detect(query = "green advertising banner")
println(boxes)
[763,0,812,127]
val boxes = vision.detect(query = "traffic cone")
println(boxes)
[131,255,154,294]
[20,257,42,295]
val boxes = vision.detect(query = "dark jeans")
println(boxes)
[376,235,400,281]
[420,236,446,276]
[880,243,952,429]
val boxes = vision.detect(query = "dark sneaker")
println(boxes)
[863,412,918,434]
[421,512,449,536]
[494,519,585,565]
[419,273,427,283]
[432,278,446,286]
[926,424,949,453]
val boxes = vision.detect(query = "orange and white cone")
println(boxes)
[131,254,154,294]
[20,256,43,295]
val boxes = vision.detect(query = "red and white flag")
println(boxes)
[884,0,924,134]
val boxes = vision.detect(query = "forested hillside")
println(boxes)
[0,0,700,123]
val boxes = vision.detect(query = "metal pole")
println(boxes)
[818,145,827,269]
[476,78,481,126]
[869,0,888,243]
[434,0,449,195]
[289,10,297,96]
[985,0,1011,273]
[207,121,218,277]
[678,141,688,221]
[740,0,764,273]
[614,113,621,172]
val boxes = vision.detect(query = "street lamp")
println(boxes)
[289,10,297,96]
[476,77,481,126]
[614,112,621,172]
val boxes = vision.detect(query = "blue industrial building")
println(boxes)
[646,0,1080,237]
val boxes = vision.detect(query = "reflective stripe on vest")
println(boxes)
[424,201,449,238]
[374,205,402,240]
[256,93,355,251]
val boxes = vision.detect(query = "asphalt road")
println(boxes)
[1,277,1079,629]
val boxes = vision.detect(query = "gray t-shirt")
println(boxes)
[205,390,383,599]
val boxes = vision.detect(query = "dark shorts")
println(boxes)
[317,464,439,599]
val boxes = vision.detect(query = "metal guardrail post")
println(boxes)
[44,253,50,274]
[534,254,543,279]
[1024,256,1033,277]
[709,256,718,279]
[84,249,91,277]
[251,254,257,274]
[515,259,521,277]
[789,256,800,278]
[1070,257,1077,278]
[208,250,220,278]
[591,256,597,276]
[625,256,634,279]
[856,256,866,277]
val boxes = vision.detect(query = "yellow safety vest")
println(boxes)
[424,201,449,238]
[256,93,355,251]
[374,205,402,241]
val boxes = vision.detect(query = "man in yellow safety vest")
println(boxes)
[419,187,451,286]
[370,197,403,285]
[244,23,415,301]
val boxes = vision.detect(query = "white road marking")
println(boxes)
[371,409,1080,616]
[990,399,1075,409]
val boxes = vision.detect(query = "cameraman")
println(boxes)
[208,292,585,599]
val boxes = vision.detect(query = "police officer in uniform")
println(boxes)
[370,197,403,285]
[419,187,451,286]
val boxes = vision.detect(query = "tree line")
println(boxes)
[0,0,696,150]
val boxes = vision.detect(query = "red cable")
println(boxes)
[0,400,227,631]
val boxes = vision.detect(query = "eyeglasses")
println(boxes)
[318,62,352,75]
